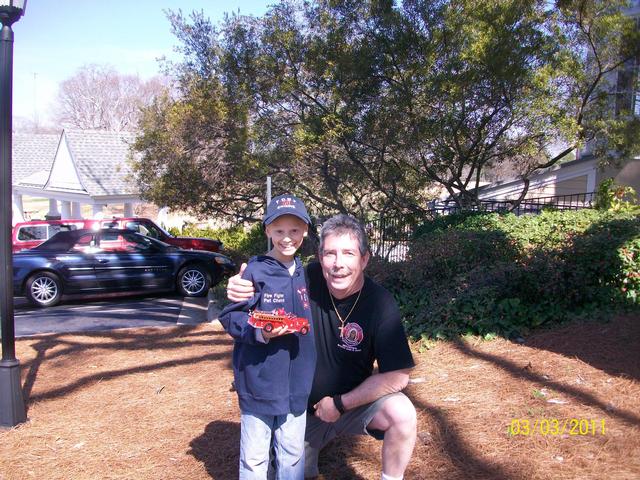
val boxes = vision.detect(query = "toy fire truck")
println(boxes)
[248,308,310,335]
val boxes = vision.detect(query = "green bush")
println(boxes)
[368,209,640,341]
[594,177,639,212]
[179,223,266,267]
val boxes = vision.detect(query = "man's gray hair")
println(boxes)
[319,214,369,256]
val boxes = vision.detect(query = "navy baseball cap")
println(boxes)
[263,194,311,226]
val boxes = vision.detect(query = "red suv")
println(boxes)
[12,217,223,253]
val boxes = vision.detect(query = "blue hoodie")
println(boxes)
[219,255,316,416]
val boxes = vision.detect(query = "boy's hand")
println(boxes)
[262,325,294,340]
[227,263,255,301]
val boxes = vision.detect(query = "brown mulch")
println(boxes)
[1,314,639,480]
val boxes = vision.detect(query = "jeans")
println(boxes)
[239,411,306,480]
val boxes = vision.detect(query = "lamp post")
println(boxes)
[0,0,27,428]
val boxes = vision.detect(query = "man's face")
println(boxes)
[320,232,369,299]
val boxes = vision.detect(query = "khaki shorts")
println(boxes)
[304,392,404,478]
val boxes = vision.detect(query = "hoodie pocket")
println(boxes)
[239,346,289,399]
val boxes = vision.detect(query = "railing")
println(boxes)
[367,215,415,262]
[435,192,595,216]
[368,192,595,262]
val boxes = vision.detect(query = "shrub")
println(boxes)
[595,178,639,212]
[368,209,640,341]
[180,223,266,267]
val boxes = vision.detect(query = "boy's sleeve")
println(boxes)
[218,265,261,344]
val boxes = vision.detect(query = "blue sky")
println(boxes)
[12,0,274,125]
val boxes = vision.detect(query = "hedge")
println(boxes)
[367,209,640,341]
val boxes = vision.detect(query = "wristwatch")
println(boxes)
[333,394,346,414]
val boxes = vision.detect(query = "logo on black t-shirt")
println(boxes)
[339,322,364,351]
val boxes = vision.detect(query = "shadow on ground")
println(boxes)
[21,326,233,413]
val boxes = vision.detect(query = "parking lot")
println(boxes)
[13,293,211,337]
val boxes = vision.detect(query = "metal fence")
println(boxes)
[435,192,595,216]
[368,192,596,262]
[367,215,416,262]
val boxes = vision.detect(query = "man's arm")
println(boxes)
[313,368,411,422]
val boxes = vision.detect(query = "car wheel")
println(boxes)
[263,323,273,333]
[177,265,210,297]
[25,272,62,307]
[299,326,309,335]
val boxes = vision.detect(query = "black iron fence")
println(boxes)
[368,192,596,262]
[366,215,416,262]
[435,192,595,216]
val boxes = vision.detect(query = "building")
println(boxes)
[475,0,640,204]
[12,129,142,225]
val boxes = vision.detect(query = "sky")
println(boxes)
[11,0,274,126]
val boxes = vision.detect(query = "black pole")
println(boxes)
[0,17,26,427]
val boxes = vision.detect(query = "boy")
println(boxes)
[219,194,316,480]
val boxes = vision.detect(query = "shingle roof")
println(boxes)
[12,132,61,185]
[63,129,140,197]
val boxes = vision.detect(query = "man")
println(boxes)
[227,214,417,480]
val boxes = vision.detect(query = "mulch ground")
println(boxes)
[1,314,639,480]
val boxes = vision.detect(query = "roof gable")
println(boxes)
[56,129,140,197]
[45,132,85,193]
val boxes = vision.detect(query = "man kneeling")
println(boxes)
[228,214,417,479]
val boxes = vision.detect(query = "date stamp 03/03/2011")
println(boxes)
[508,418,606,436]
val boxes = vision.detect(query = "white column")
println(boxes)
[71,202,82,218]
[12,193,25,224]
[46,198,60,219]
[157,206,169,229]
[61,201,72,219]
[92,204,104,219]
[124,202,134,217]
[586,170,597,193]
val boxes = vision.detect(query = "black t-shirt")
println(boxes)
[306,262,415,410]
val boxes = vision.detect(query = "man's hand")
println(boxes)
[227,263,255,302]
[313,396,341,423]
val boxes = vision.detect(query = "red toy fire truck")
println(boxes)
[248,308,310,335]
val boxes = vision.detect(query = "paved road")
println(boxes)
[12,293,217,338]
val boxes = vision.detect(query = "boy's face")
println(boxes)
[265,215,309,261]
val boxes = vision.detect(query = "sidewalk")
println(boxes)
[177,289,224,326]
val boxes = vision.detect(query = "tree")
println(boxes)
[54,64,167,131]
[133,0,640,221]
[355,0,640,207]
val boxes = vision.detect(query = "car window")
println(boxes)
[125,221,160,239]
[50,224,79,235]
[71,234,96,253]
[102,220,119,229]
[125,221,142,233]
[126,233,156,251]
[139,221,162,239]
[101,232,155,252]
[97,231,124,251]
[17,226,47,241]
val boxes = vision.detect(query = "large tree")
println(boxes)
[133,0,640,220]
[55,64,166,131]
